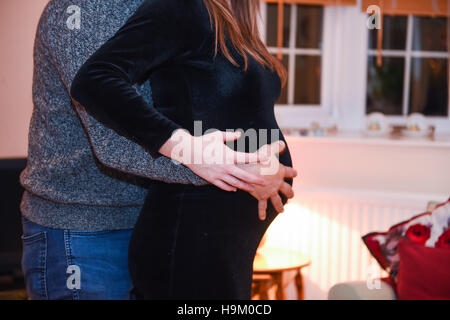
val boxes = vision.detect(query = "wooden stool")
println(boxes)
[252,247,311,300]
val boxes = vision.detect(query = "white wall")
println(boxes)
[263,136,449,299]
[0,0,49,158]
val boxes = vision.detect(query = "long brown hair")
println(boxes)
[203,0,287,87]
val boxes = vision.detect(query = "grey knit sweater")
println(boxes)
[20,0,206,230]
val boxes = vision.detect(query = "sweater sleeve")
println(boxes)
[37,0,206,186]
[70,0,189,156]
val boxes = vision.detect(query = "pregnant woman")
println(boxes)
[71,0,293,299]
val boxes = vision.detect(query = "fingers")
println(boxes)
[270,194,284,213]
[221,130,241,142]
[253,141,285,165]
[212,180,236,192]
[221,175,255,192]
[233,151,269,164]
[268,140,286,155]
[283,166,298,179]
[258,200,267,221]
[227,166,265,186]
[279,182,294,199]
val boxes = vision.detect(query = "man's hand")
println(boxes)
[239,141,297,220]
[159,129,268,191]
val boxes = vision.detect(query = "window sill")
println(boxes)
[285,131,450,195]
[285,131,450,149]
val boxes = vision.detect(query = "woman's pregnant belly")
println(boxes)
[144,180,279,239]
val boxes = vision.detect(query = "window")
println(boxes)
[259,1,450,132]
[261,3,324,107]
[367,15,449,117]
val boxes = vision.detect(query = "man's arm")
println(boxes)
[39,0,207,185]
[75,100,208,185]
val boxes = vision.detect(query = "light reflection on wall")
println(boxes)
[258,198,394,299]
[262,202,306,252]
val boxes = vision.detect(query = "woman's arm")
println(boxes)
[70,0,265,191]
[71,0,186,155]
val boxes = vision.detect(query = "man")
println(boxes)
[20,0,296,300]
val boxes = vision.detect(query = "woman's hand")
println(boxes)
[159,129,268,191]
[239,141,298,220]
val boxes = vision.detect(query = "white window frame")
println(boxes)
[259,2,450,133]
[259,2,335,128]
[367,15,450,127]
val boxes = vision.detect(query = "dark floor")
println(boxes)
[0,272,27,300]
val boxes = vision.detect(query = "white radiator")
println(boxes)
[261,187,445,300]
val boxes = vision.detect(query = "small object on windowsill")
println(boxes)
[281,128,292,136]
[310,122,324,136]
[282,125,338,137]
[403,113,433,139]
[300,129,309,136]
[282,127,297,136]
[390,125,406,139]
[365,112,389,137]
[391,125,435,140]
[281,127,307,137]
[326,125,338,135]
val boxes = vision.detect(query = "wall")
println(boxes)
[261,135,449,299]
[0,0,49,158]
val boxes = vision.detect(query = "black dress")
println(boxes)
[71,0,292,299]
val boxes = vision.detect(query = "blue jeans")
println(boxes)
[21,217,133,300]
